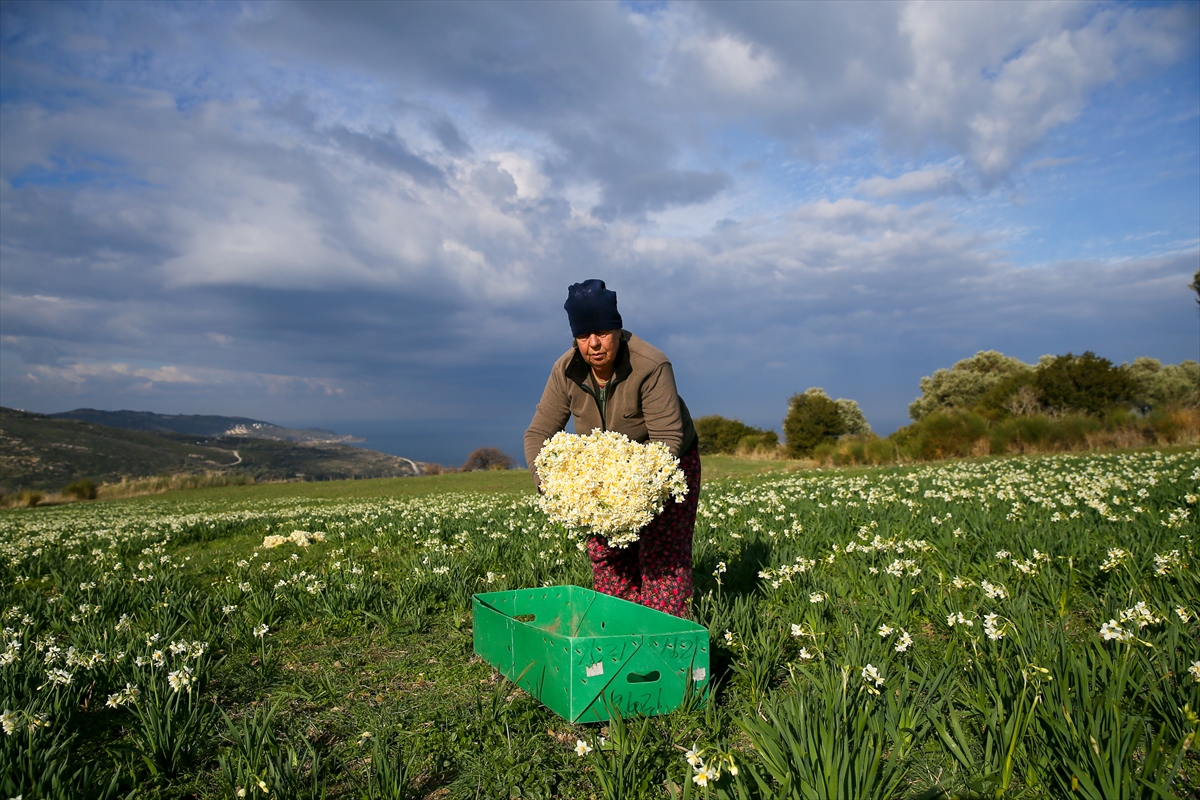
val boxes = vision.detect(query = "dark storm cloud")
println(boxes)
[241,2,729,221]
[429,117,472,156]
[592,169,731,220]
[326,126,444,186]
[240,1,645,119]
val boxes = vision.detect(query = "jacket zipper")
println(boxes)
[583,375,618,430]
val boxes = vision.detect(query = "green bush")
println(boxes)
[812,435,895,466]
[975,371,1039,418]
[1050,415,1102,447]
[1033,352,1137,415]
[1013,415,1053,447]
[894,411,988,461]
[988,419,1018,454]
[695,416,778,455]
[63,478,98,500]
[783,390,846,457]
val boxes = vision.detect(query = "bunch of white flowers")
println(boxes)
[262,530,325,549]
[534,430,688,548]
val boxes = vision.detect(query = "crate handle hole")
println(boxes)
[514,614,536,623]
[626,671,660,684]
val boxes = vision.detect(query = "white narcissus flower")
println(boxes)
[685,745,703,767]
[167,666,194,693]
[574,739,592,757]
[1099,620,1132,642]
[895,630,913,652]
[981,580,1009,600]
[692,764,719,786]
[1190,661,1200,683]
[878,624,894,637]
[861,664,883,687]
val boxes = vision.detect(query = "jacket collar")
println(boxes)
[565,330,632,389]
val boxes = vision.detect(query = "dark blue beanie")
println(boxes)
[564,279,622,338]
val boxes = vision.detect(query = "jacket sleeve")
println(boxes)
[524,366,572,486]
[640,361,686,457]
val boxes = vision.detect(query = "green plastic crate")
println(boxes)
[473,585,710,723]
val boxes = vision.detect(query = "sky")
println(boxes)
[1,0,1198,466]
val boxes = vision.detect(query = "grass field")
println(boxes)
[1,449,1198,799]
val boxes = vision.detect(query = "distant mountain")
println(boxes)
[0,407,419,492]
[48,408,364,444]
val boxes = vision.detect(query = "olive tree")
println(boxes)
[908,351,1033,421]
[1127,358,1200,410]
[835,398,872,436]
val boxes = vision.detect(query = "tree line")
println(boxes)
[698,350,1200,463]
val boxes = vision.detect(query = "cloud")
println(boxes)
[856,167,963,198]
[13,360,349,399]
[682,2,1197,180]
[326,126,445,186]
[0,0,1196,454]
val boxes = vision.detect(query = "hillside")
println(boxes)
[47,408,363,444]
[0,407,419,492]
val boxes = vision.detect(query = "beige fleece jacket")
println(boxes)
[524,330,697,484]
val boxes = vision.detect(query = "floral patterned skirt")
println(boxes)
[586,443,701,617]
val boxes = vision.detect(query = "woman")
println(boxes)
[524,279,700,617]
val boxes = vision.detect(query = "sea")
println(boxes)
[286,418,528,470]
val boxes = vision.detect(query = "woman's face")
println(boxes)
[576,330,619,373]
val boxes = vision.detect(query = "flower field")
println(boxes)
[1,449,1198,799]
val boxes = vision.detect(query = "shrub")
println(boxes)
[17,490,44,508]
[812,435,894,467]
[63,478,98,500]
[1012,415,1053,448]
[461,447,515,472]
[1033,351,1137,415]
[734,431,780,455]
[783,389,846,457]
[695,415,778,455]
[1149,408,1200,443]
[895,411,988,461]
[99,472,254,500]
[988,419,1020,454]
[975,371,1039,418]
[1048,414,1102,448]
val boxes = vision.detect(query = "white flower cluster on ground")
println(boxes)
[534,429,688,548]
